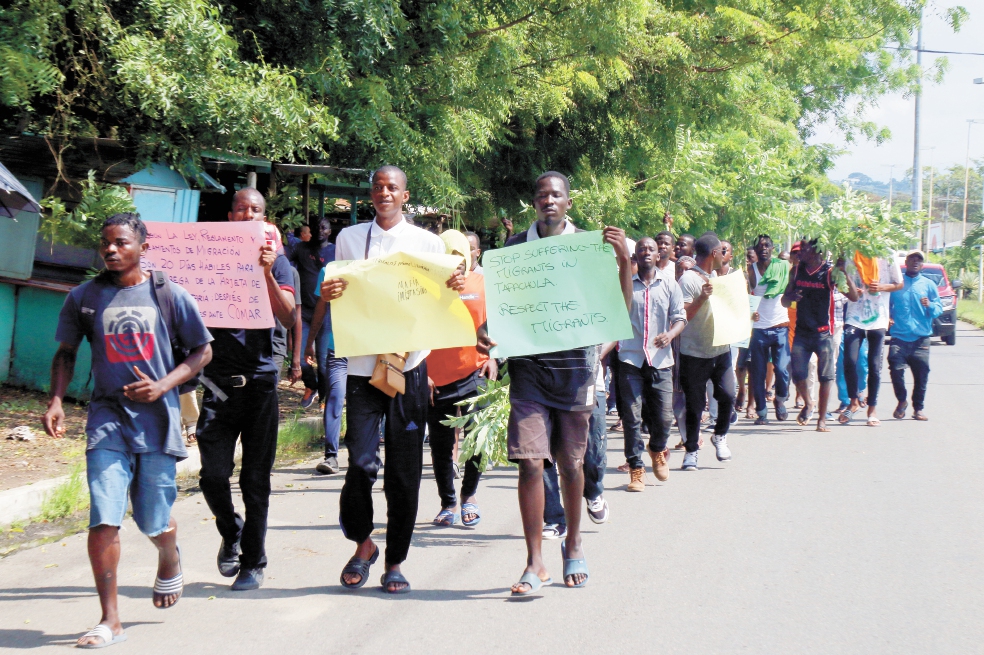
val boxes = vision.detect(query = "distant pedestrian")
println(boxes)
[292,218,347,475]
[43,213,212,647]
[426,230,495,528]
[839,254,903,426]
[888,251,941,421]
[781,239,858,431]
[677,233,735,468]
[748,235,791,425]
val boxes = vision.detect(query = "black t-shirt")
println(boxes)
[792,261,835,333]
[289,241,335,324]
[503,227,598,410]
[206,253,296,379]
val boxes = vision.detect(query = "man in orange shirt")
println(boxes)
[426,231,497,527]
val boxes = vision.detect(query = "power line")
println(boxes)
[888,46,984,56]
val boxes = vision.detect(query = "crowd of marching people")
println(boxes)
[39,166,943,646]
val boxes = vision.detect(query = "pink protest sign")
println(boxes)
[141,221,274,329]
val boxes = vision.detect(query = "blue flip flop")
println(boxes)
[380,569,412,594]
[561,542,589,588]
[511,571,552,596]
[340,546,379,589]
[433,508,458,526]
[461,503,481,527]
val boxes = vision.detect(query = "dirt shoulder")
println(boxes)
[0,379,323,492]
[0,387,87,492]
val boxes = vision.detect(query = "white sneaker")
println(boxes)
[711,433,731,461]
[681,450,698,470]
[586,496,609,524]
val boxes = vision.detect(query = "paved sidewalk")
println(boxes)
[2,324,983,654]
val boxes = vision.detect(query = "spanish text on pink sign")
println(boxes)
[141,221,274,329]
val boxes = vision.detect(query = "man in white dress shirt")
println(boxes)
[315,166,465,593]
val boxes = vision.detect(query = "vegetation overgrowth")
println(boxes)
[0,0,969,243]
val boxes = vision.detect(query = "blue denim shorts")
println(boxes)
[86,448,177,537]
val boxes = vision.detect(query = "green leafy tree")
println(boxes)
[39,170,136,251]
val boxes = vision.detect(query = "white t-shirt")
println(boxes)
[334,217,445,376]
[844,257,903,331]
[751,264,790,329]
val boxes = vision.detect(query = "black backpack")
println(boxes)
[79,270,201,395]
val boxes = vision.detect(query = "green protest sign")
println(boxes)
[483,230,633,358]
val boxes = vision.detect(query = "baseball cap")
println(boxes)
[906,249,925,260]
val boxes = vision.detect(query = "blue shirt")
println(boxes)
[889,273,942,342]
[56,277,213,459]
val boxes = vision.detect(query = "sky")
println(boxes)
[808,0,984,183]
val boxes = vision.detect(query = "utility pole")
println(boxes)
[911,9,924,214]
[943,187,952,254]
[924,148,936,251]
[961,119,984,240]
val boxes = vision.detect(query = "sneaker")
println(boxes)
[774,402,788,422]
[710,433,731,461]
[542,523,567,540]
[586,496,610,524]
[681,450,698,471]
[315,456,339,475]
[648,448,669,482]
[627,467,645,492]
[300,389,318,409]
[754,416,769,426]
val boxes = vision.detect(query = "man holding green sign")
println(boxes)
[477,172,633,594]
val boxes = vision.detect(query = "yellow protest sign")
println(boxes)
[324,251,476,357]
[709,272,752,347]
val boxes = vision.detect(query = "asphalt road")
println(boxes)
[2,322,982,654]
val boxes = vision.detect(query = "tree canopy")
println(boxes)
[0,0,966,241]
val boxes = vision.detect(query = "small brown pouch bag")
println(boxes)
[370,353,407,397]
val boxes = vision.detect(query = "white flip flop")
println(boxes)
[77,624,126,649]
[153,545,183,608]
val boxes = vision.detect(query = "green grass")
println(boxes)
[39,462,89,521]
[957,299,984,329]
[275,415,323,460]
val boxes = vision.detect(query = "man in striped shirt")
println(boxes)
[617,237,687,491]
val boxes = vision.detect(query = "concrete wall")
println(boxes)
[5,284,92,399]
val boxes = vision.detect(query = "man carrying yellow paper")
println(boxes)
[305,166,465,595]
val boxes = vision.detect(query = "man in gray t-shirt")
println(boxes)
[677,233,736,470]
[43,213,212,647]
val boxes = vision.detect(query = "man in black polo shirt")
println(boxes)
[197,188,297,591]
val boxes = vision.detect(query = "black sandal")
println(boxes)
[381,569,411,594]
[340,546,379,589]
